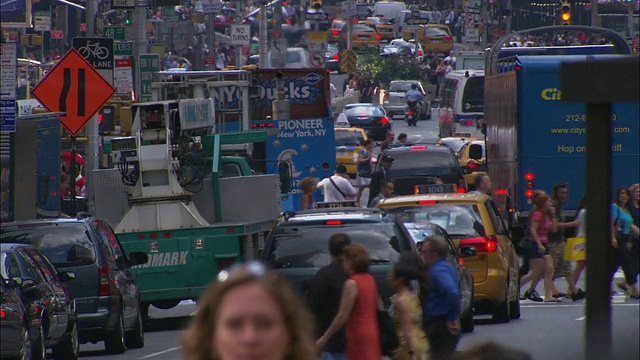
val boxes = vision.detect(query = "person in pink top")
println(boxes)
[519,192,563,302]
[317,244,381,359]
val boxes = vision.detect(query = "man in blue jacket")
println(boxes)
[420,237,461,360]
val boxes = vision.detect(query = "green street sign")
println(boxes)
[139,54,160,102]
[103,27,127,40]
[114,41,133,56]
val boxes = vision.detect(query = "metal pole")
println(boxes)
[347,17,353,50]
[480,0,488,49]
[627,2,635,39]
[585,103,612,360]
[590,0,600,27]
[259,1,268,68]
[70,137,77,216]
[134,0,148,99]
[505,0,512,35]
[85,0,98,214]
[208,14,217,68]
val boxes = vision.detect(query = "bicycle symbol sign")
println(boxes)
[72,37,114,70]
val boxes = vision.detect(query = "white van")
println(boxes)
[393,10,430,38]
[267,47,310,69]
[372,1,407,19]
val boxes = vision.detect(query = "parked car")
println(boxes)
[389,38,424,58]
[378,193,521,323]
[419,24,454,56]
[259,207,417,309]
[383,80,430,120]
[325,44,341,73]
[341,103,391,141]
[395,222,476,333]
[0,215,149,354]
[337,24,381,52]
[1,274,32,359]
[1,243,79,360]
[335,126,368,178]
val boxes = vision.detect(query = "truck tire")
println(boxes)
[105,309,126,354]
[126,308,145,349]
[52,321,79,360]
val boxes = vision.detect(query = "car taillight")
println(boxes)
[418,200,437,205]
[525,172,534,197]
[417,50,423,56]
[410,146,426,151]
[333,54,339,60]
[460,236,498,253]
[326,220,343,225]
[467,162,477,170]
[460,120,473,126]
[444,35,452,40]
[217,257,236,270]
[457,187,466,194]
[99,264,110,297]
[458,178,466,192]
[0,310,6,318]
[380,116,389,124]
[376,33,381,40]
[332,30,339,36]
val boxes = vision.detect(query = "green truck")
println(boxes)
[95,100,285,316]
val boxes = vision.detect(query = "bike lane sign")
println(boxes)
[72,37,114,84]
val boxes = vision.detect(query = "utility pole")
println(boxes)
[84,0,99,214]
[259,1,268,68]
[134,0,148,98]
[591,0,600,27]
[626,1,637,39]
[235,0,244,69]
[208,14,217,68]
[480,0,488,49]
[505,0,512,35]
[273,0,285,68]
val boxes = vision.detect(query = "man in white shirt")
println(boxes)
[444,50,457,70]
[468,174,492,195]
[316,165,357,202]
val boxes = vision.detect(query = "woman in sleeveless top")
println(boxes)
[388,260,429,360]
[317,244,381,359]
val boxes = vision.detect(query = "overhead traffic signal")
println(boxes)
[560,2,571,25]
[310,0,322,10]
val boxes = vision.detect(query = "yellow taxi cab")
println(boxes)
[415,24,453,55]
[335,127,367,178]
[377,192,520,323]
[328,19,346,43]
[338,24,381,51]
[360,17,394,42]
[457,140,486,190]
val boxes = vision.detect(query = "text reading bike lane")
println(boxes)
[72,37,114,70]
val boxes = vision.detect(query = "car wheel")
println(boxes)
[31,322,46,360]
[18,323,31,360]
[52,321,79,360]
[105,309,126,354]
[462,286,475,333]
[126,307,145,349]
[492,282,511,324]
[509,277,521,320]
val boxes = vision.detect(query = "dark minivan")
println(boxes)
[0,215,149,354]
[376,144,470,195]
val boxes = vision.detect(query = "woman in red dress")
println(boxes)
[316,243,381,359]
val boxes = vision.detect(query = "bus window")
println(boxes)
[461,76,484,113]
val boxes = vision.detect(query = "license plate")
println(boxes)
[317,201,357,208]
[453,132,472,137]
[415,184,456,194]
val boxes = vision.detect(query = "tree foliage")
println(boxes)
[358,53,426,85]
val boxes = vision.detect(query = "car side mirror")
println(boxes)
[8,276,23,288]
[278,161,292,194]
[59,271,76,282]
[462,166,474,175]
[469,144,483,160]
[128,251,149,267]
[459,245,478,258]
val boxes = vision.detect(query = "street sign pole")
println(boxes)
[259,1,267,69]
[347,18,353,51]
[135,0,149,99]
[70,137,77,215]
[85,0,99,215]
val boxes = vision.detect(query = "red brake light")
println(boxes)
[460,236,497,253]
[525,173,534,181]
[99,264,110,297]
[417,50,423,56]
[457,187,466,194]
[516,65,523,71]
[332,30,339,36]
[418,200,437,205]
[326,220,343,225]
[136,233,145,239]
[376,34,381,41]
[380,116,389,124]
[525,189,535,198]
[467,162,477,169]
[460,120,473,126]
[443,35,452,40]
[98,114,103,125]
[0,310,6,318]
[494,189,508,196]
[410,146,426,151]
[459,258,464,265]
[150,233,158,239]
[333,54,339,60]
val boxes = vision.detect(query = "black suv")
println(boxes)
[377,144,470,195]
[259,207,417,308]
[0,215,149,354]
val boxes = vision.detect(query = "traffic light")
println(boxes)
[560,2,571,25]
[125,11,131,25]
[310,0,322,10]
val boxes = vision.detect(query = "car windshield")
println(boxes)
[1,224,96,266]
[335,130,365,147]
[403,223,435,244]
[353,25,376,33]
[388,204,485,238]
[267,223,402,268]
[344,105,385,116]
[385,151,458,174]
[439,138,467,153]
[424,27,450,37]
[388,82,417,92]
[287,50,302,63]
